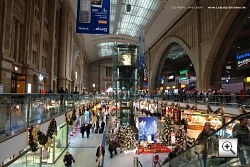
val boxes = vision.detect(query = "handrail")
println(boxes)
[0,94,97,143]
[162,112,250,166]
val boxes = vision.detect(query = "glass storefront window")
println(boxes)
[54,123,67,162]
[8,123,67,166]
[9,149,41,167]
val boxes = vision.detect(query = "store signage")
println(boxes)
[246,77,250,83]
[167,73,175,82]
[180,69,188,75]
[76,0,110,34]
[179,77,189,80]
[236,52,250,68]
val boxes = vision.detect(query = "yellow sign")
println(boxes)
[247,77,250,83]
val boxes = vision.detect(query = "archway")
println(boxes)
[72,55,81,93]
[155,43,196,94]
[210,6,250,93]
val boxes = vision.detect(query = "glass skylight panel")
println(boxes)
[109,0,161,37]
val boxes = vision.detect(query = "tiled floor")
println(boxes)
[51,130,169,167]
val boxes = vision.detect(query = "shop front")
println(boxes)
[7,123,67,167]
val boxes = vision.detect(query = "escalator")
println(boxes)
[161,113,250,167]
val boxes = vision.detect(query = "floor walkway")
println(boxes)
[51,129,169,167]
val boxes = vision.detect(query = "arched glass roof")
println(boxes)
[110,0,161,37]
[98,0,161,57]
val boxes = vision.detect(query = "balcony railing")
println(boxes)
[0,93,92,142]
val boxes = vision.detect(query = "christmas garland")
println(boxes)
[239,106,247,115]
[28,119,57,152]
[206,104,224,115]
[28,126,39,152]
[65,113,73,125]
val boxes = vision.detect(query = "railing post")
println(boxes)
[134,157,138,167]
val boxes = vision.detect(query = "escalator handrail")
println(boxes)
[164,112,250,166]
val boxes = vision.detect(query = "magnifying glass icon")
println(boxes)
[222,141,236,154]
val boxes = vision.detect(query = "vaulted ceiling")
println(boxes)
[69,0,194,62]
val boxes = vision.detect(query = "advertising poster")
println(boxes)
[138,117,157,141]
[121,53,132,66]
[76,0,110,34]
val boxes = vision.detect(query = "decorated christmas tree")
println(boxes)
[175,127,186,151]
[161,114,174,146]
[115,126,126,151]
[28,126,38,152]
[123,125,136,151]
[47,118,57,139]
[28,119,58,152]
[71,109,77,121]
[106,118,113,144]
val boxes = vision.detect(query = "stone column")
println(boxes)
[58,1,69,90]
[47,1,57,91]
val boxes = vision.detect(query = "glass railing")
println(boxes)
[161,113,250,167]
[117,94,250,109]
[0,93,93,142]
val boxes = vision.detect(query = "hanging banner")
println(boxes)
[76,0,110,34]
[138,117,157,141]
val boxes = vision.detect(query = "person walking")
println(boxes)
[86,123,91,138]
[80,124,86,138]
[96,144,105,167]
[101,121,105,131]
[232,117,250,165]
[63,151,75,167]
[108,138,117,158]
[152,154,162,167]
[196,122,214,167]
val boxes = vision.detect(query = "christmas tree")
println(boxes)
[161,114,174,146]
[175,127,186,152]
[115,126,126,151]
[106,118,113,144]
[123,125,136,151]
[28,126,38,152]
[71,109,77,121]
[47,118,57,139]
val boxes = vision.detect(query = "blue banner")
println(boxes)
[76,0,110,34]
[139,117,157,141]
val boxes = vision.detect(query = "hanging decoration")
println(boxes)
[191,103,197,110]
[206,104,224,115]
[28,126,39,152]
[27,119,58,152]
[186,103,190,110]
[239,106,247,115]
[175,102,180,108]
[47,118,57,139]
[65,112,73,125]
[71,109,77,121]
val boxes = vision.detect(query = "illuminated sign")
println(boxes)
[121,53,131,65]
[236,51,250,69]
[179,77,189,80]
[247,77,250,83]
[180,69,188,75]
[167,73,175,82]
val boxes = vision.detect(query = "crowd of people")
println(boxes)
[61,97,249,167]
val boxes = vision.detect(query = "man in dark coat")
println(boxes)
[80,124,86,138]
[196,122,214,167]
[63,151,75,167]
[96,144,105,167]
[108,138,117,158]
[86,123,91,138]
